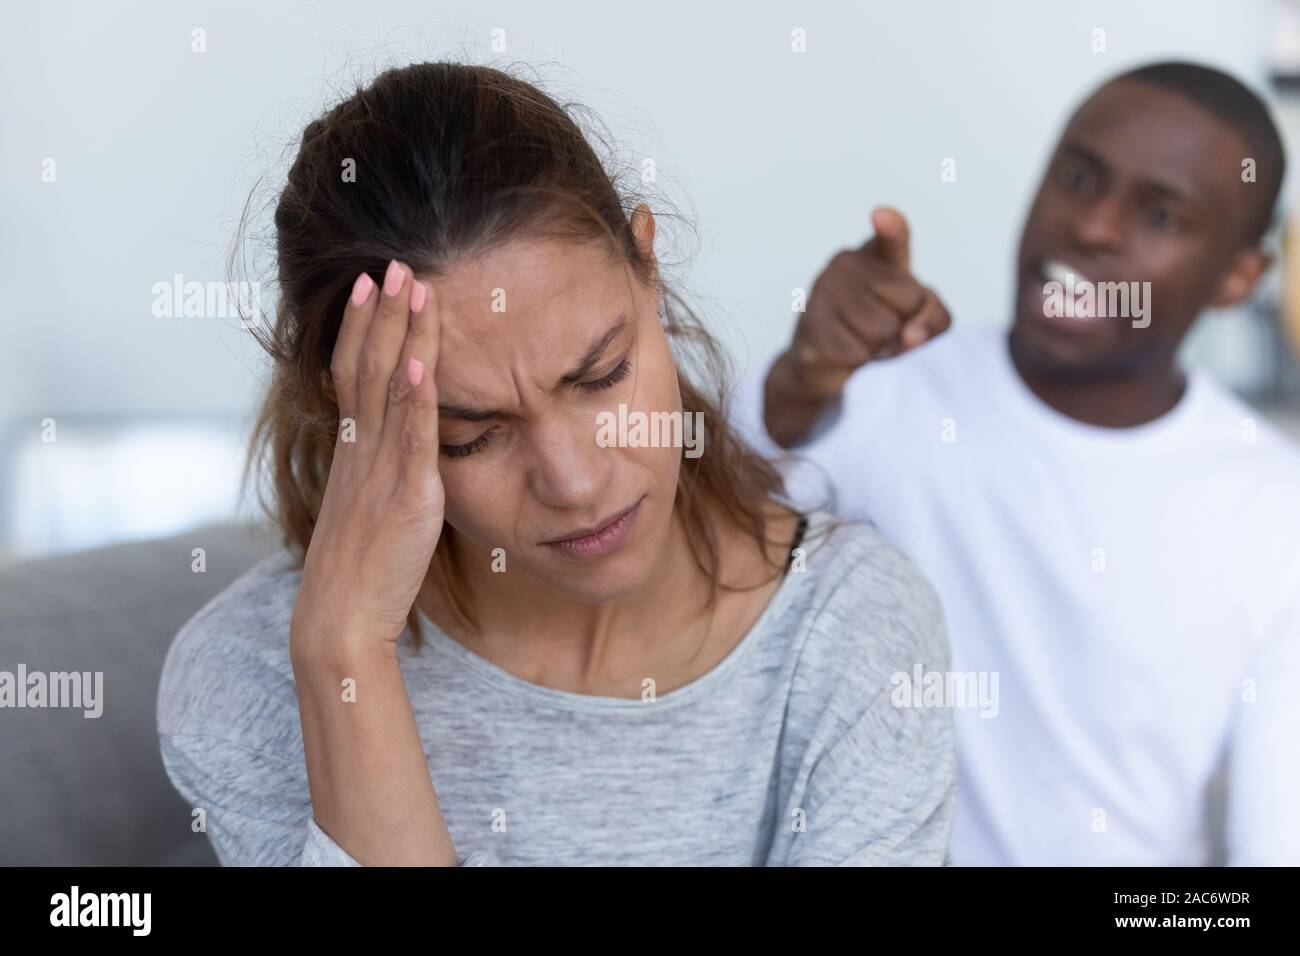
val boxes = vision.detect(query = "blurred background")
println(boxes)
[4,0,1300,563]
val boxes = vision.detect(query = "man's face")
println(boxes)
[1012,80,1267,377]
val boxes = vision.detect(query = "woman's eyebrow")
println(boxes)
[437,401,497,422]
[438,312,630,420]
[559,314,628,384]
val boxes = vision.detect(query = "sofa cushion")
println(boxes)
[0,521,281,865]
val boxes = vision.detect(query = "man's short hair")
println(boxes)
[1109,61,1286,243]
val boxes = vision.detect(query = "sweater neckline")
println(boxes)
[407,515,817,714]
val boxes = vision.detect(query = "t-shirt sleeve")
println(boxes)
[160,732,504,866]
[786,699,955,866]
[159,730,359,866]
[770,533,957,866]
[1224,547,1300,865]
[156,566,501,868]
[160,732,501,866]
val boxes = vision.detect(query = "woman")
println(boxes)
[157,62,955,866]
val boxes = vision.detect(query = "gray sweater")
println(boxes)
[156,511,955,866]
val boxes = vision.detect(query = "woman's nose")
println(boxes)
[525,412,614,510]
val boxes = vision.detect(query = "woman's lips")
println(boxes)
[545,498,643,559]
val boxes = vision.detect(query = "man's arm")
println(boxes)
[763,207,951,448]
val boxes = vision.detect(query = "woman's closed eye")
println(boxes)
[439,358,634,459]
[440,428,497,459]
[577,357,632,393]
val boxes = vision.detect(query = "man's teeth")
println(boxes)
[1042,260,1092,285]
[1040,260,1100,320]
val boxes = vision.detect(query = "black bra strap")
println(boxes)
[784,512,809,573]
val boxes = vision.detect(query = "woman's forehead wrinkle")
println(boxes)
[434,359,494,418]
[512,362,546,412]
[434,238,633,412]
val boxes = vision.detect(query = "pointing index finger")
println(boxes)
[861,206,911,273]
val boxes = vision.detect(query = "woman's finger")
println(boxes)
[377,276,434,463]
[330,271,380,426]
[389,280,443,504]
[357,260,414,453]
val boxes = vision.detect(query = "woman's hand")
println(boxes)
[287,261,457,866]
[291,259,444,661]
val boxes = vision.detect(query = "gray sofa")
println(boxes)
[0,522,281,865]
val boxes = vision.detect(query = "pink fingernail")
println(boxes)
[407,357,425,387]
[350,272,374,305]
[383,260,404,296]
[409,280,427,313]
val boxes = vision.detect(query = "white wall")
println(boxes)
[0,0,1282,555]
[1,0,1278,417]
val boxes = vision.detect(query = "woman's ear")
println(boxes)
[630,203,657,264]
[1211,247,1271,308]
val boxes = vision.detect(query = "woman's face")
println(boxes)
[425,223,685,604]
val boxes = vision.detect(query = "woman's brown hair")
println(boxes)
[242,61,800,648]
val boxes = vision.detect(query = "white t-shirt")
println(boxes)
[732,325,1300,865]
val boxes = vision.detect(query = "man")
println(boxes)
[744,61,1300,865]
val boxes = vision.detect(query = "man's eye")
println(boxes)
[1144,204,1179,231]
[440,427,496,459]
[1058,163,1092,193]
[578,358,632,393]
